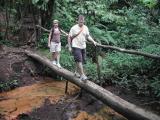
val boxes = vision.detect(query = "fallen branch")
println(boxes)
[36,25,50,32]
[25,50,160,120]
[141,101,160,105]
[97,44,160,60]
[35,25,68,36]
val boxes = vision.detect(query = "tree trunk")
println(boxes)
[40,0,55,27]
[25,50,160,120]
[4,1,9,40]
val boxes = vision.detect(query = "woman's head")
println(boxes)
[53,20,59,28]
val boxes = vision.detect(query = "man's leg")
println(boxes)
[73,48,87,80]
[76,62,84,76]
[74,63,80,77]
[77,62,87,81]
[80,49,87,81]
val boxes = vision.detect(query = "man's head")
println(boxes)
[78,15,85,27]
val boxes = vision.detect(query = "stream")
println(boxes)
[0,78,127,120]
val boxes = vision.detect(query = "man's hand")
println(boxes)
[48,44,51,48]
[68,47,72,52]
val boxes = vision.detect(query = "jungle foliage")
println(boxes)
[52,0,160,98]
[41,0,160,98]
[0,0,160,98]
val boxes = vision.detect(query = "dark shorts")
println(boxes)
[72,47,86,63]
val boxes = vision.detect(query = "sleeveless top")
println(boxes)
[51,27,61,43]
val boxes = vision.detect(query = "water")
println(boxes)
[0,79,126,120]
[0,80,78,120]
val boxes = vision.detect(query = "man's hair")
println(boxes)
[78,15,85,21]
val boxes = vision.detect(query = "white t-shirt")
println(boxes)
[69,24,90,49]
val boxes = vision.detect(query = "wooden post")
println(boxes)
[65,80,68,94]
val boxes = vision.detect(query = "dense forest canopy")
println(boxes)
[0,0,160,99]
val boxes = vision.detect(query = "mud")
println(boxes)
[0,78,79,120]
[17,90,127,120]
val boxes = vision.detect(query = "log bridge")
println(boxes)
[25,50,160,120]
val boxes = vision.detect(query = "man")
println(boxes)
[68,15,97,81]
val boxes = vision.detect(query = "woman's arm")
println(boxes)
[60,29,68,36]
[48,30,52,47]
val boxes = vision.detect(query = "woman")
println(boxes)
[48,20,68,68]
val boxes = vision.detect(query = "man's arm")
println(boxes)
[87,35,97,46]
[67,34,72,51]
[67,28,73,51]
[86,26,97,46]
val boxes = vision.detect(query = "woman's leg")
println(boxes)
[56,43,61,68]
[52,52,57,64]
[56,52,61,67]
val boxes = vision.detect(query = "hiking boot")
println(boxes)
[74,72,80,77]
[80,74,87,82]
[52,61,56,65]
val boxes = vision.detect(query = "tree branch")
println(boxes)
[36,25,50,32]
[36,25,68,36]
[97,44,160,60]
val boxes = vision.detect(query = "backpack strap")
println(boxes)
[70,26,84,41]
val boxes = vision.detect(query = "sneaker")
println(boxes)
[80,74,87,82]
[74,72,80,77]
[57,63,62,68]
[52,61,56,65]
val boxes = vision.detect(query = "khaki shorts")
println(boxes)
[50,42,61,52]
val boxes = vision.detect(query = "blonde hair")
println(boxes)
[53,19,59,24]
